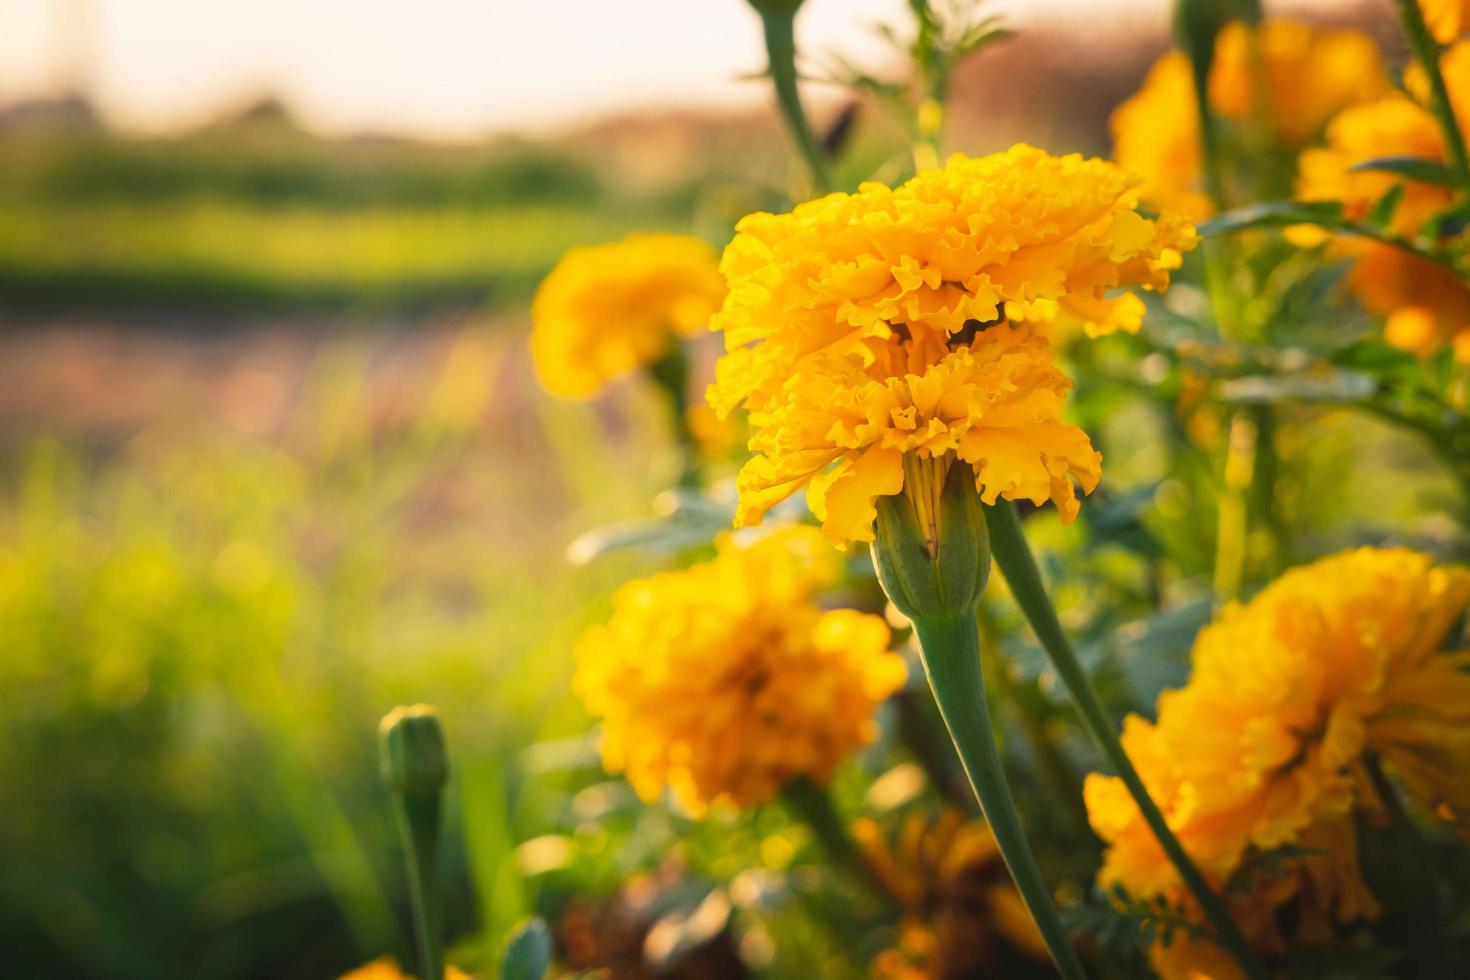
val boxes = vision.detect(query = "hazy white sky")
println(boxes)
[0,0,1168,138]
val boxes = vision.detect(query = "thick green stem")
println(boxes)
[646,345,702,490]
[910,611,1087,980]
[1362,755,1449,977]
[392,793,445,980]
[759,9,832,193]
[984,501,1269,980]
[782,777,895,905]
[1397,0,1470,187]
[894,688,977,813]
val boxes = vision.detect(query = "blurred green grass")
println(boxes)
[0,328,684,978]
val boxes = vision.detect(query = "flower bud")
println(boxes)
[379,704,449,797]
[870,454,991,622]
[744,0,805,15]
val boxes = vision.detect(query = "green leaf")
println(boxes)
[1198,200,1344,237]
[1366,183,1405,231]
[500,918,553,980]
[1218,370,1377,405]
[1350,155,1463,187]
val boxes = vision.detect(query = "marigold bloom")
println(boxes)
[573,527,905,813]
[858,809,1047,978]
[531,233,725,398]
[1114,20,1386,218]
[708,145,1195,544]
[1423,0,1470,43]
[1085,547,1470,973]
[338,958,471,980]
[1297,42,1470,360]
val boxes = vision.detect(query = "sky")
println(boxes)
[0,0,1174,139]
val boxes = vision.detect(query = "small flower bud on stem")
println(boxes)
[871,453,1086,979]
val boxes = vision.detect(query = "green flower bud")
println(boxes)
[379,704,449,797]
[870,453,990,622]
[744,0,805,15]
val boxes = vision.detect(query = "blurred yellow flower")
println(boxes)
[530,233,725,398]
[707,145,1194,544]
[1085,547,1470,972]
[1297,42,1470,360]
[1423,0,1470,43]
[338,957,472,980]
[572,526,905,813]
[858,809,1048,978]
[1114,20,1386,218]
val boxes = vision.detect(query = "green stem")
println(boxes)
[910,611,1088,980]
[646,344,702,489]
[894,687,977,814]
[759,9,832,193]
[980,628,1094,847]
[983,501,1269,980]
[1397,0,1470,188]
[392,792,445,980]
[1362,754,1449,977]
[782,777,895,905]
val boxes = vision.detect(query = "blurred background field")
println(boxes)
[0,0,1451,978]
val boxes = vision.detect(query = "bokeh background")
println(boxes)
[0,1,1422,977]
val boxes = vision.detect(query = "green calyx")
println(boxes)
[379,704,449,797]
[745,0,806,16]
[871,454,991,622]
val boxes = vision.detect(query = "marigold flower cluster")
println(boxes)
[857,809,1047,978]
[1297,42,1470,361]
[1085,547,1470,978]
[707,145,1196,544]
[530,233,725,398]
[1113,20,1385,219]
[572,527,905,813]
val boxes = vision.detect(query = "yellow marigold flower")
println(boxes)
[858,808,1048,978]
[707,145,1195,544]
[1423,0,1470,43]
[1085,547,1470,971]
[1297,42,1470,360]
[1114,20,1386,218]
[572,527,905,813]
[530,233,725,398]
[1111,53,1211,221]
[338,957,472,980]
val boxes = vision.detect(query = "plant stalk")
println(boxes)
[910,611,1088,980]
[392,792,445,980]
[646,345,702,489]
[782,777,895,905]
[1397,0,1470,188]
[983,500,1269,980]
[759,9,832,193]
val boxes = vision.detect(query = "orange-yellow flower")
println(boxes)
[1423,0,1470,43]
[1297,42,1470,360]
[1114,20,1386,218]
[708,145,1195,544]
[858,809,1048,978]
[531,233,725,398]
[572,527,905,813]
[339,958,472,980]
[1085,547,1470,975]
